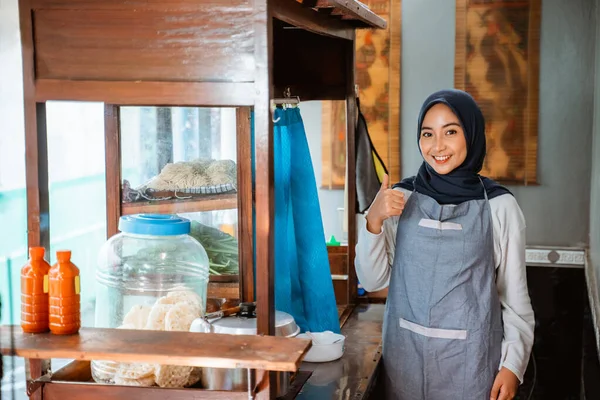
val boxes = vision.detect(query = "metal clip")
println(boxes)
[27,374,51,397]
[271,87,301,121]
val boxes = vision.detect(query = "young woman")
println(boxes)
[355,89,534,400]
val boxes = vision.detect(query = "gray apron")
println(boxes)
[381,184,503,399]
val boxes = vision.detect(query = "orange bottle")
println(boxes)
[48,250,81,335]
[20,247,51,333]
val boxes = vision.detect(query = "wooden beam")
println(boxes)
[254,0,275,397]
[208,281,241,300]
[272,0,353,40]
[43,382,248,400]
[35,80,256,107]
[237,107,255,303]
[20,0,49,253]
[121,194,238,216]
[273,84,346,101]
[25,103,50,252]
[0,327,311,372]
[316,0,387,29]
[104,105,121,239]
[253,0,275,338]
[345,35,358,304]
[30,0,252,11]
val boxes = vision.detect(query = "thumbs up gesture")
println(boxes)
[365,174,406,234]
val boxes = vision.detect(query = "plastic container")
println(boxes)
[20,247,51,333]
[49,250,81,335]
[92,214,210,385]
[296,331,345,362]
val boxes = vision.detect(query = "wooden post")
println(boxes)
[236,107,255,303]
[20,1,52,395]
[254,0,275,397]
[345,34,358,305]
[104,105,121,238]
[253,0,275,337]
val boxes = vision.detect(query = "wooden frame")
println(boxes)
[12,0,386,398]
[455,0,541,185]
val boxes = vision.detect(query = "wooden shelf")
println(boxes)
[209,274,239,283]
[121,193,238,215]
[0,326,311,372]
[208,274,240,300]
[208,281,240,300]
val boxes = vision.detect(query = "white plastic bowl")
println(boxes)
[297,331,345,363]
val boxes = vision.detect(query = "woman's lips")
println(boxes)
[433,155,451,164]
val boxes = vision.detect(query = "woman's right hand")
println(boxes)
[366,174,406,234]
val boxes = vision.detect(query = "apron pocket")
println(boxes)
[399,318,467,340]
[399,318,468,398]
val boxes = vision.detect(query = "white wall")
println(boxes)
[0,0,25,190]
[399,0,595,246]
[301,101,346,242]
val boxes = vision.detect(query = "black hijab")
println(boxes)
[394,89,511,204]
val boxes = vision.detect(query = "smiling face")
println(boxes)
[419,103,468,175]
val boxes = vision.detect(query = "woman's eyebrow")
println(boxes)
[443,122,461,128]
[420,122,461,130]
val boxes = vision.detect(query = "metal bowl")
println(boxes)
[210,310,300,337]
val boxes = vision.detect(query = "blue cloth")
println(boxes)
[251,108,340,334]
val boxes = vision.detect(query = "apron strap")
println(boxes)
[477,176,489,202]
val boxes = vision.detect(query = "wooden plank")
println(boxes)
[27,359,45,400]
[0,327,310,372]
[526,0,541,185]
[121,193,238,215]
[316,0,387,29]
[389,0,402,183]
[26,103,50,251]
[20,0,49,254]
[105,105,121,238]
[35,80,256,107]
[328,246,348,275]
[253,0,275,338]
[236,107,255,303]
[333,281,349,305]
[43,382,247,400]
[345,37,359,304]
[253,0,275,397]
[272,0,353,40]
[338,305,354,328]
[208,281,241,300]
[30,0,251,10]
[329,245,349,305]
[32,8,254,82]
[273,84,346,101]
[209,274,239,283]
[51,360,92,382]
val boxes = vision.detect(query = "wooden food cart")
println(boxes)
[0,0,387,399]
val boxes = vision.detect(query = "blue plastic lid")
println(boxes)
[118,214,191,236]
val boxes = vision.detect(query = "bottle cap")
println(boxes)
[56,250,71,262]
[118,214,191,236]
[29,247,45,260]
[326,235,341,246]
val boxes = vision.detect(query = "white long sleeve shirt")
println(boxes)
[355,188,535,382]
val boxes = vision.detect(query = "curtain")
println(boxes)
[252,107,340,334]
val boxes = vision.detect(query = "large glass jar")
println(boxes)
[91,214,209,386]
